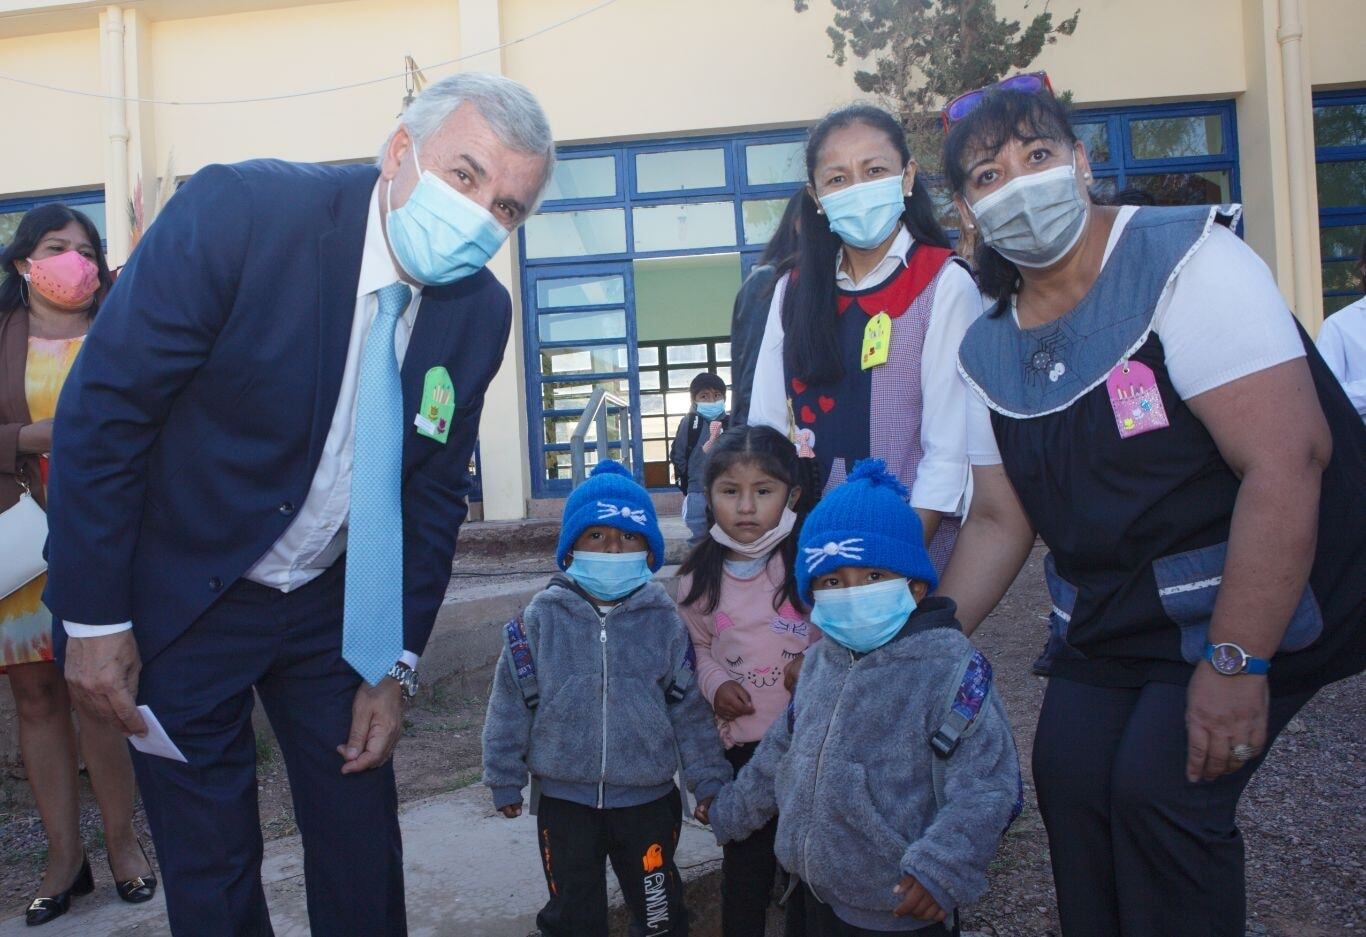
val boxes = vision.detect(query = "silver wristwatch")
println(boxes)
[387,662,420,700]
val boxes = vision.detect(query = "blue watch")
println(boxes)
[1203,642,1270,676]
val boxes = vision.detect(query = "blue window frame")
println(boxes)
[1312,88,1366,317]
[520,130,805,496]
[0,189,107,250]
[1070,100,1240,210]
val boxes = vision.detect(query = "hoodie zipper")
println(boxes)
[598,605,609,809]
[801,648,856,903]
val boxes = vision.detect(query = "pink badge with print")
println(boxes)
[1106,360,1170,439]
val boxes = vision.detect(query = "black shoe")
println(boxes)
[110,838,158,904]
[25,856,94,926]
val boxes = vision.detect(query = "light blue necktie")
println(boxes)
[343,281,411,685]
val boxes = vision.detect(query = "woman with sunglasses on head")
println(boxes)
[747,105,986,570]
[934,80,1366,935]
[0,204,158,925]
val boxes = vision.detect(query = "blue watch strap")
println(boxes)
[1243,656,1270,675]
[1204,641,1271,675]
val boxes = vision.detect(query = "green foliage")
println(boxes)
[795,0,1080,170]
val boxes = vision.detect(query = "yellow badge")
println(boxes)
[861,312,892,370]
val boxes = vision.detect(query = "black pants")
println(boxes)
[132,563,405,937]
[1032,676,1313,937]
[535,788,688,937]
[722,743,780,937]
[785,884,958,937]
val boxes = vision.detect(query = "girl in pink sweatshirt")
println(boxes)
[676,424,817,937]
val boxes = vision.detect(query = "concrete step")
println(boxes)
[0,784,726,936]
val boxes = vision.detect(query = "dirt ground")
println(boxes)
[2,545,1363,934]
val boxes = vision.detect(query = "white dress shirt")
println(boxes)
[748,225,987,514]
[1316,295,1366,420]
[66,183,424,669]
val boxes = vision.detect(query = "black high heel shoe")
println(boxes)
[110,838,157,904]
[25,856,94,926]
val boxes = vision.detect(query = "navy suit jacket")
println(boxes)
[44,160,510,664]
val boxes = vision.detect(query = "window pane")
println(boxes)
[541,378,631,411]
[1124,171,1231,206]
[665,390,692,415]
[635,148,726,193]
[639,370,661,390]
[644,440,669,462]
[1322,224,1366,262]
[669,366,706,388]
[1315,160,1366,210]
[536,274,625,308]
[926,181,959,231]
[641,415,668,439]
[1074,122,1111,163]
[543,156,616,201]
[524,208,626,258]
[745,141,806,186]
[715,342,731,362]
[716,366,732,384]
[638,347,660,366]
[538,309,626,344]
[632,201,736,252]
[639,393,665,415]
[544,413,622,446]
[1087,176,1120,204]
[1129,114,1225,159]
[540,344,628,376]
[1325,293,1359,316]
[0,211,22,246]
[742,198,791,245]
[1314,103,1366,149]
[666,344,708,364]
[1321,259,1359,295]
[544,449,574,481]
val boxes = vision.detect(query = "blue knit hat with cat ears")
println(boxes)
[556,460,665,572]
[795,459,938,604]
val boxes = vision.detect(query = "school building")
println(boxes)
[1,0,1362,521]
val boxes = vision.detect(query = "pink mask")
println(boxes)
[24,250,100,309]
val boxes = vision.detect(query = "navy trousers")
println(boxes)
[1032,677,1312,937]
[131,563,406,937]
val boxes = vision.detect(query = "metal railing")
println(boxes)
[569,387,632,488]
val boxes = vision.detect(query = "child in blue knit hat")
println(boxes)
[700,459,1023,937]
[482,460,731,937]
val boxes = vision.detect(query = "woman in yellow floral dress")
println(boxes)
[1,205,156,926]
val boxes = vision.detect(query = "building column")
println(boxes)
[122,9,159,250]
[1276,0,1323,333]
[99,4,131,265]
[460,0,533,521]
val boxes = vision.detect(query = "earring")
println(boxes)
[966,222,975,231]
[1085,173,1093,181]
[816,208,824,215]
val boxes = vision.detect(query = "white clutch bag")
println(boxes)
[0,489,48,601]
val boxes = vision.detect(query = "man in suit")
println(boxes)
[43,73,555,936]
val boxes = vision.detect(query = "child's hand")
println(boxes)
[693,797,713,825]
[783,653,805,692]
[713,681,756,720]
[499,803,523,819]
[892,874,946,922]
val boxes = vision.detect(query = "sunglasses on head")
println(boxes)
[941,72,1055,131]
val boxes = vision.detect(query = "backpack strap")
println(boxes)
[504,613,540,710]
[928,648,1025,832]
[664,640,697,704]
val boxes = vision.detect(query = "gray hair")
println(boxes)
[380,72,556,202]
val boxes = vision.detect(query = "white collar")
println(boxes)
[834,224,913,291]
[357,181,418,305]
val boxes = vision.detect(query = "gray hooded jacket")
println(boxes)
[482,576,731,811]
[708,599,1020,932]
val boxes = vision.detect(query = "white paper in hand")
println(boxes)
[127,705,188,763]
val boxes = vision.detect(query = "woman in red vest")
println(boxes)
[746,105,985,571]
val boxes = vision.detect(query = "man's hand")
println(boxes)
[65,630,146,736]
[783,653,805,692]
[17,419,54,455]
[499,803,523,819]
[693,797,713,825]
[337,677,404,775]
[1185,661,1269,783]
[712,681,755,720]
[893,874,946,922]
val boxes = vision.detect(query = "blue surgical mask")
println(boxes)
[819,175,907,250]
[385,139,510,285]
[566,551,654,601]
[696,400,725,421]
[810,578,916,653]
